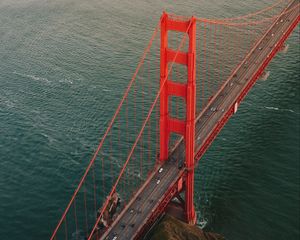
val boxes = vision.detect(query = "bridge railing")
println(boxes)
[194,9,289,115]
[87,15,195,239]
[50,1,295,238]
[50,16,192,239]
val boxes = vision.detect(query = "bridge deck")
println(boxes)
[101,1,299,239]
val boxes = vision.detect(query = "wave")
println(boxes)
[102,88,112,92]
[13,71,51,84]
[59,79,73,84]
[0,94,15,108]
[264,106,298,114]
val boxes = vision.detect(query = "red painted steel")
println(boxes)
[50,1,299,239]
[159,13,197,224]
[196,3,300,26]
[134,171,185,240]
[195,9,300,164]
[185,18,197,225]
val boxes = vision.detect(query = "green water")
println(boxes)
[0,0,299,239]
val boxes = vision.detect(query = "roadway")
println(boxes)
[100,1,300,239]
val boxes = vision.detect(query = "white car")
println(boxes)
[158,167,163,173]
[156,179,161,184]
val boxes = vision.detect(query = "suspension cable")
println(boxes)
[50,22,160,240]
[87,19,193,240]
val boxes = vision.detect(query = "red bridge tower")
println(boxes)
[160,12,197,224]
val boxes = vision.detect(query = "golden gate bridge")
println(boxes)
[50,1,300,239]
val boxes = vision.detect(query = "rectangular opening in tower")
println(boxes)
[167,31,189,53]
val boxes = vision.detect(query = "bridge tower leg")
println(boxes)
[160,12,197,224]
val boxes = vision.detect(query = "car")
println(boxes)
[271,33,274,37]
[259,47,263,50]
[210,107,217,112]
[156,179,161,184]
[158,167,163,173]
[112,235,118,240]
[280,19,284,23]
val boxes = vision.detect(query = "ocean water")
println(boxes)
[0,0,299,239]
